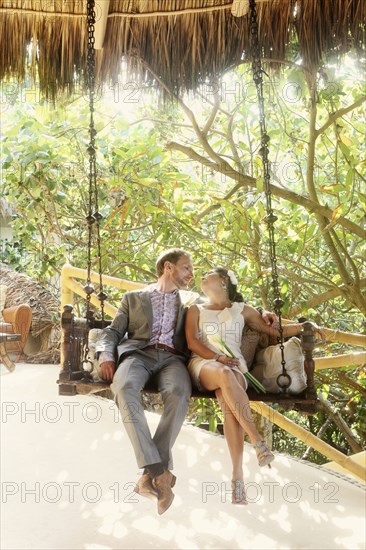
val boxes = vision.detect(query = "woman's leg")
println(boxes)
[199,362,261,444]
[215,387,244,481]
[216,375,249,504]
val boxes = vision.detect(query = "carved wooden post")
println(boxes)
[58,305,87,395]
[300,321,317,413]
[60,304,73,373]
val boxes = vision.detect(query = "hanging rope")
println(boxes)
[83,0,107,365]
[249,0,291,392]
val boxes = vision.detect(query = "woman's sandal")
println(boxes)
[231,480,248,505]
[254,439,275,468]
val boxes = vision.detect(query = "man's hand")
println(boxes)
[99,361,116,382]
[261,310,279,327]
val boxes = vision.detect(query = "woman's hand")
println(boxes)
[303,321,326,344]
[217,355,240,367]
[317,325,326,343]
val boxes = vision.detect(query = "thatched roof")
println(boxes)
[0,1,365,97]
[0,264,61,362]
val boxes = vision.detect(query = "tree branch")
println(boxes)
[331,370,366,398]
[315,96,366,138]
[202,92,220,136]
[166,141,366,239]
[289,278,366,316]
[317,395,363,454]
[139,59,242,174]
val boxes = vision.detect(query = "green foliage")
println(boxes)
[1,55,365,463]
[187,397,223,433]
[2,60,364,314]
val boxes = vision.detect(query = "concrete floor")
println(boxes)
[1,363,365,550]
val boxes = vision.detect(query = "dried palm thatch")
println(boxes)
[0,0,364,98]
[24,348,60,364]
[0,264,60,349]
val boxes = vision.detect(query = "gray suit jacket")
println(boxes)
[95,288,192,363]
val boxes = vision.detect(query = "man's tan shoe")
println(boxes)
[134,472,176,502]
[152,471,175,515]
[134,473,158,500]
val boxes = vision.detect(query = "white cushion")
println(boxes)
[250,337,307,394]
[85,328,104,381]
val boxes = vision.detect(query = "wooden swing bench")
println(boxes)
[57,304,319,414]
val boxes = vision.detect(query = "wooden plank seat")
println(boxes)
[0,332,22,372]
[57,378,317,412]
[57,305,318,414]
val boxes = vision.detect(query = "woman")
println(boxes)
[185,268,308,505]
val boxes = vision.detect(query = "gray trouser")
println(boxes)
[111,349,192,470]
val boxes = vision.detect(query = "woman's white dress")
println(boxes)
[187,302,248,391]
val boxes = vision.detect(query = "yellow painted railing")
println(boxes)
[61,263,146,318]
[251,402,365,482]
[60,263,366,483]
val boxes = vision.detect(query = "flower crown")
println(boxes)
[227,270,238,286]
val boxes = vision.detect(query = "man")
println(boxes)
[96,249,195,515]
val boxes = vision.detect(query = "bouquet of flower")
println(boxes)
[208,336,266,394]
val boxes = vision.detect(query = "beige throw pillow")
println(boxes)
[85,328,104,381]
[250,337,307,394]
